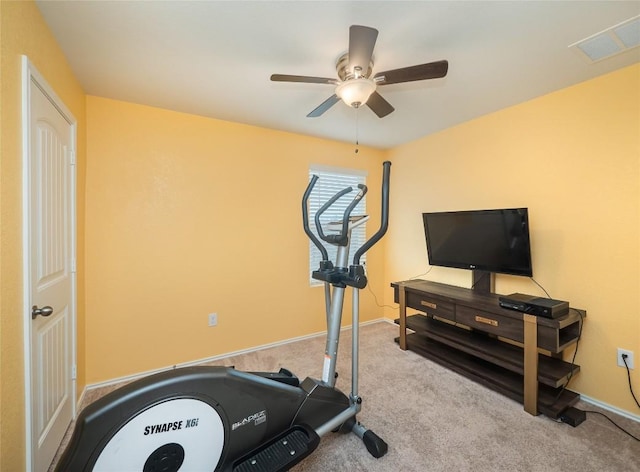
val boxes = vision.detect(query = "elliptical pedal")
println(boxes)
[233,425,320,472]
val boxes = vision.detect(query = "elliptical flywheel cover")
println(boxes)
[92,398,224,471]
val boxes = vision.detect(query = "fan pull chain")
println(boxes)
[355,107,359,154]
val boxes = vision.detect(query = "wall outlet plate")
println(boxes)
[208,313,218,327]
[617,348,634,369]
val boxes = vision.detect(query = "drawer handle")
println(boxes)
[475,315,498,327]
[420,301,437,309]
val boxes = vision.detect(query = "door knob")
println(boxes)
[32,305,53,319]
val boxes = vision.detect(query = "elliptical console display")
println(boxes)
[55,161,391,472]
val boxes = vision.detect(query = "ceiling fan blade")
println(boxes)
[366,91,395,118]
[307,94,340,118]
[271,74,338,85]
[374,60,448,85]
[349,25,378,75]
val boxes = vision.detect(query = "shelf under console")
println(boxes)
[394,332,580,419]
[396,315,580,388]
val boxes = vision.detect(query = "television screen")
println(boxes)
[423,208,533,277]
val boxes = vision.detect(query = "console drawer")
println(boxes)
[456,305,523,342]
[406,291,455,322]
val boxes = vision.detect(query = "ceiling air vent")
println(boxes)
[570,15,640,63]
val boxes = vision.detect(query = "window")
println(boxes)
[307,166,367,286]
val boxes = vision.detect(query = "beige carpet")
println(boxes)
[52,322,639,471]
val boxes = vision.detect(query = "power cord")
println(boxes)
[471,270,489,290]
[530,277,551,298]
[408,266,433,280]
[551,307,583,405]
[581,410,639,441]
[529,278,582,406]
[621,353,640,409]
[362,262,397,309]
[363,263,435,309]
[366,282,396,309]
[531,278,639,440]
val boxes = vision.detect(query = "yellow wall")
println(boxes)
[0,1,86,470]
[1,1,639,469]
[85,96,387,383]
[384,63,640,413]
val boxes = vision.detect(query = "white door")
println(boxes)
[23,57,76,472]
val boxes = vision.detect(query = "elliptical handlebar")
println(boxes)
[314,185,367,247]
[353,161,391,265]
[302,175,329,262]
[302,161,391,289]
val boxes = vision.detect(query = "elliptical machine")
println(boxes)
[55,161,391,472]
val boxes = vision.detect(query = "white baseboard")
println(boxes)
[580,394,640,423]
[80,318,386,395]
[78,318,639,425]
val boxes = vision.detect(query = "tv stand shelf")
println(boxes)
[391,279,585,419]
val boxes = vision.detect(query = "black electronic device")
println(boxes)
[498,293,569,318]
[422,208,533,278]
[560,406,586,427]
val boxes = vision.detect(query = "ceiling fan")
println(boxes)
[270,25,448,118]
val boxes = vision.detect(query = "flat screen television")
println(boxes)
[422,208,533,281]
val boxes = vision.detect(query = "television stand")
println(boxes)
[391,279,585,419]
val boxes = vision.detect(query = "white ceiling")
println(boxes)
[36,1,640,150]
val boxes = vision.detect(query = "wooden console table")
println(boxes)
[391,279,585,419]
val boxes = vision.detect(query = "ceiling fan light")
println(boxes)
[335,78,376,108]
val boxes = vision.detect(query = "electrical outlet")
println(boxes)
[208,313,218,327]
[617,348,634,369]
